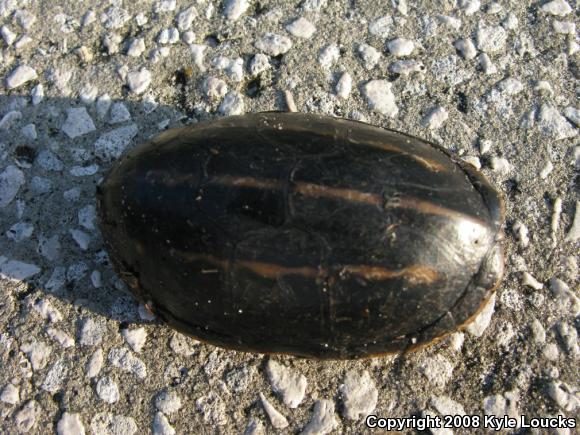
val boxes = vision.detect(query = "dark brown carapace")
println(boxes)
[97,113,504,359]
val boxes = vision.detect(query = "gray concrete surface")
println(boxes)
[0,0,579,433]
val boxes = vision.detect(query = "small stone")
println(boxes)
[436,14,462,30]
[121,327,147,353]
[224,0,249,21]
[21,123,37,140]
[1,25,16,45]
[0,111,22,130]
[362,80,398,117]
[259,392,288,429]
[521,272,543,290]
[255,33,292,56]
[357,43,381,69]
[286,17,316,39]
[6,222,34,242]
[301,399,339,435]
[461,0,481,15]
[553,20,575,34]
[153,412,175,435]
[100,6,130,29]
[218,91,245,116]
[70,229,91,250]
[419,354,454,388]
[483,391,519,419]
[564,201,580,242]
[266,360,307,408]
[70,165,99,177]
[541,0,572,16]
[225,366,256,393]
[563,107,580,127]
[454,38,477,59]
[169,332,196,356]
[339,371,378,420]
[96,376,119,404]
[20,340,51,370]
[478,53,497,74]
[0,258,40,281]
[57,413,85,435]
[42,358,68,392]
[318,44,340,68]
[538,104,577,140]
[190,44,207,71]
[387,38,415,56]
[476,25,507,53]
[109,102,131,124]
[335,72,352,99]
[91,413,137,435]
[158,28,179,44]
[6,65,37,89]
[462,156,481,169]
[490,156,511,175]
[156,0,176,12]
[176,5,197,30]
[79,318,106,347]
[126,38,145,57]
[556,322,579,357]
[546,381,578,412]
[33,298,62,322]
[389,59,424,75]
[539,159,554,179]
[182,31,195,44]
[368,15,393,37]
[430,396,466,416]
[85,348,103,378]
[196,391,227,426]
[61,108,96,139]
[529,318,546,344]
[108,347,147,379]
[127,68,151,94]
[47,328,75,348]
[135,12,148,26]
[543,343,560,361]
[0,383,19,404]
[14,400,38,432]
[155,389,182,414]
[249,53,270,76]
[466,293,495,337]
[94,124,138,160]
[421,106,448,129]
[202,77,228,100]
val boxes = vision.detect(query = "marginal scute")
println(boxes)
[97,113,504,359]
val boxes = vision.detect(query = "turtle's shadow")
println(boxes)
[0,92,200,324]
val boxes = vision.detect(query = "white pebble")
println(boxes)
[483,391,519,419]
[153,412,175,435]
[419,354,454,388]
[100,6,130,29]
[57,413,85,435]
[461,0,481,15]
[387,38,415,57]
[20,340,51,370]
[368,15,393,37]
[1,25,16,45]
[553,20,575,34]
[259,393,288,429]
[126,38,145,57]
[266,360,307,408]
[109,102,132,124]
[182,31,195,44]
[91,413,137,435]
[546,381,578,412]
[522,272,543,290]
[42,359,68,392]
[1,384,19,405]
[462,156,481,169]
[454,38,477,59]
[357,43,381,69]
[47,328,75,348]
[33,298,62,322]
[565,201,580,242]
[94,124,138,160]
[156,0,176,12]
[223,0,249,21]
[286,17,316,39]
[335,72,352,99]
[61,107,96,139]
[169,332,196,356]
[5,65,37,89]
[249,53,270,76]
[96,376,119,404]
[255,33,292,56]
[301,399,339,435]
[389,59,424,75]
[85,348,103,378]
[202,77,228,100]
[31,83,44,105]
[478,53,497,74]
[551,197,563,245]
[421,106,448,129]
[108,347,147,379]
[563,107,579,127]
[476,25,507,53]
[362,80,398,117]
[135,12,148,26]
[70,229,91,250]
[490,156,511,175]
[121,327,147,353]
[14,400,38,432]
[79,318,106,347]
[317,44,340,69]
[339,371,378,420]
[158,28,179,44]
[218,91,245,116]
[6,222,34,242]
[0,258,40,281]
[0,111,22,130]
[541,0,572,16]
[155,390,182,414]
[127,68,151,94]
[177,6,198,30]
[539,159,554,179]
[466,293,495,337]
[190,44,207,71]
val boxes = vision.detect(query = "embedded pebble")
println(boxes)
[387,38,415,57]
[357,43,381,69]
[20,340,51,370]
[540,159,554,179]
[466,293,496,337]
[126,68,151,94]
[0,258,41,280]
[1,25,16,45]
[564,201,580,242]
[56,413,85,435]
[255,34,292,56]
[169,332,196,356]
[249,53,270,76]
[0,383,19,405]
[512,221,530,248]
[563,107,580,127]
[158,28,179,44]
[546,381,578,412]
[0,111,22,130]
[301,399,339,435]
[126,38,145,57]
[335,72,352,99]
[70,229,91,250]
[454,38,477,60]
[61,107,96,139]
[483,391,519,419]
[47,328,75,348]
[79,318,106,347]
[91,413,137,435]
[530,318,546,344]
[121,327,147,353]
[153,412,175,435]
[6,222,34,242]
[109,102,131,124]
[266,360,307,408]
[543,343,560,361]
[33,298,62,322]
[96,376,120,404]
[461,0,481,15]
[476,25,507,53]
[389,59,424,75]
[537,104,578,140]
[430,396,466,416]
[14,400,38,432]
[155,389,182,414]
[421,106,448,129]
[42,358,68,392]
[419,354,454,388]
[108,347,147,379]
[224,0,249,21]
[259,392,288,429]
[522,272,543,290]
[85,348,104,378]
[94,124,138,160]
[540,0,572,16]
[339,370,378,420]
[196,391,227,426]
[0,165,25,208]
[218,91,245,116]
[368,15,393,37]
[362,80,398,117]
[318,44,339,68]
[556,322,579,357]
[490,156,511,175]
[244,418,265,435]
[286,17,316,39]
[5,65,37,89]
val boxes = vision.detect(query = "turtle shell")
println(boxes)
[97,112,504,359]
